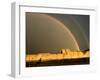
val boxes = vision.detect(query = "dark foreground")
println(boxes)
[26,58,89,67]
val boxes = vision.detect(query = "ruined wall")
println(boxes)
[26,49,89,62]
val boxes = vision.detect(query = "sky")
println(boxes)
[26,12,89,54]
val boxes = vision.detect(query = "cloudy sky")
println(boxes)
[26,12,89,54]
